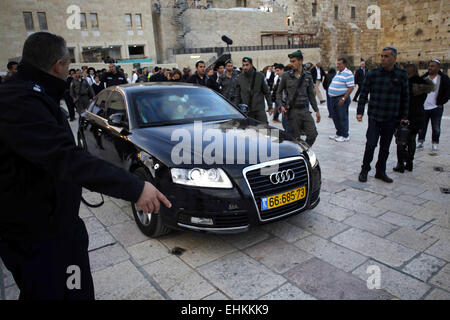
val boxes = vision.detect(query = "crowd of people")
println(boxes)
[2,47,448,182]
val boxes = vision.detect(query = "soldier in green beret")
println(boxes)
[276,50,321,146]
[235,57,273,123]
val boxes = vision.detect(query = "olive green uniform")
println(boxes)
[276,69,319,146]
[235,68,272,124]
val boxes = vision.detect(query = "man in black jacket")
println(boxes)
[148,66,168,82]
[235,57,273,124]
[356,47,409,183]
[64,69,77,121]
[417,59,450,152]
[187,60,219,91]
[271,63,284,123]
[353,61,367,102]
[0,32,171,300]
[99,63,128,88]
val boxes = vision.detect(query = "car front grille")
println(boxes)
[244,157,309,221]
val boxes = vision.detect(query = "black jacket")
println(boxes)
[100,71,128,88]
[421,71,450,106]
[92,82,103,96]
[66,75,74,90]
[0,62,144,241]
[310,66,326,83]
[355,67,368,86]
[187,72,220,92]
[271,76,281,103]
[148,72,168,82]
[322,72,336,92]
[408,75,435,131]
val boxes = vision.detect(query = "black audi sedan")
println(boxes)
[78,83,321,237]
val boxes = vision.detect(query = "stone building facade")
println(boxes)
[153,0,448,69]
[0,0,158,71]
[0,0,448,72]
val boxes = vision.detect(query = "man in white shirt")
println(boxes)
[86,67,96,86]
[417,59,450,152]
[131,70,138,84]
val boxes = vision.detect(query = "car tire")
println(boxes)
[131,167,171,238]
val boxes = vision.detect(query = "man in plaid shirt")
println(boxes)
[357,46,409,183]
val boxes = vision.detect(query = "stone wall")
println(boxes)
[376,0,449,64]
[181,8,289,48]
[283,0,380,68]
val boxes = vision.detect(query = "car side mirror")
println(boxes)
[238,104,248,114]
[108,113,127,127]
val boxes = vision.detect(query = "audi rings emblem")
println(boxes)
[270,169,295,185]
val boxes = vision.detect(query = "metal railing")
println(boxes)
[173,42,319,55]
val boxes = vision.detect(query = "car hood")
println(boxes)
[130,118,307,169]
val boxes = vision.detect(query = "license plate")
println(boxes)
[261,186,306,211]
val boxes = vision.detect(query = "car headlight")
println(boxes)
[307,149,318,168]
[171,168,233,188]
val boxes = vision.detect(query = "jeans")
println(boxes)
[273,103,281,120]
[330,96,351,138]
[418,107,443,144]
[362,118,398,173]
[282,112,289,133]
[326,92,333,118]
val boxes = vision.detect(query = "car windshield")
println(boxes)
[131,87,244,126]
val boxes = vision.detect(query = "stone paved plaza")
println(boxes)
[1,97,449,300]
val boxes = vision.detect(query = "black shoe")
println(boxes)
[320,100,326,104]
[353,99,358,102]
[393,164,405,173]
[69,117,76,122]
[405,162,413,172]
[375,172,393,183]
[358,170,368,182]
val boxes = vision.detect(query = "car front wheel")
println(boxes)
[131,167,171,238]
